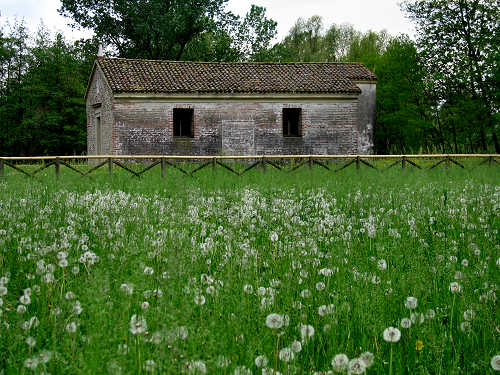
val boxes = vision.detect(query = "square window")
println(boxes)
[173,108,194,137]
[283,108,302,137]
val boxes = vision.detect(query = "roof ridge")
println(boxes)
[98,57,366,66]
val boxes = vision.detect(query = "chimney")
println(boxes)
[97,44,104,57]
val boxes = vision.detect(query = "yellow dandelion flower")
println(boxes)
[415,340,424,351]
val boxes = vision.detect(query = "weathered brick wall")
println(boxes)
[86,66,114,155]
[112,99,360,156]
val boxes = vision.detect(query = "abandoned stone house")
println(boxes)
[85,57,376,156]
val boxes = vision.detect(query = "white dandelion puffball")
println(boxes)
[360,351,374,368]
[383,327,401,343]
[348,358,367,374]
[194,295,206,306]
[265,313,284,329]
[449,282,462,293]
[377,259,387,270]
[19,295,31,305]
[291,340,302,353]
[254,355,268,368]
[404,296,418,309]
[129,314,147,335]
[278,347,294,362]
[496,258,500,267]
[269,231,278,242]
[491,354,500,371]
[65,321,78,333]
[187,360,207,374]
[300,324,315,342]
[331,353,349,372]
[401,318,412,329]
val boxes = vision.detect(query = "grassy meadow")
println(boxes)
[0,163,499,374]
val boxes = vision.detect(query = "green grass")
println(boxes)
[0,165,498,374]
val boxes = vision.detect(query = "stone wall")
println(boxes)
[111,99,360,156]
[356,83,376,154]
[86,65,114,155]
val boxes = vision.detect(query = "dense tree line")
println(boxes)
[0,0,498,156]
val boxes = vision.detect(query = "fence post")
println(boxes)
[55,157,60,180]
[0,159,3,178]
[161,158,166,178]
[108,157,113,177]
[261,157,266,173]
[356,156,360,170]
[308,157,313,170]
[489,156,493,167]
[402,156,406,169]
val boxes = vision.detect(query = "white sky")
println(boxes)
[1,0,415,42]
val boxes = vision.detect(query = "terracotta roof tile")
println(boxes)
[97,58,376,95]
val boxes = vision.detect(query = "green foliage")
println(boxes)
[0,22,89,156]
[0,168,498,373]
[401,0,500,152]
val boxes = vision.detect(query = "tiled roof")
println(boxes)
[97,58,376,95]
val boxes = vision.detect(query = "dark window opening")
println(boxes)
[283,108,302,137]
[173,108,194,137]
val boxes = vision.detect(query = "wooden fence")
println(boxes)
[0,154,498,180]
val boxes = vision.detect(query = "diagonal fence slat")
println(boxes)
[313,159,330,170]
[82,160,108,177]
[239,161,260,176]
[137,160,161,176]
[164,160,190,176]
[32,161,55,176]
[216,161,240,176]
[359,158,377,170]
[59,161,92,179]
[190,161,211,176]
[4,161,33,178]
[334,158,356,173]
[113,161,141,177]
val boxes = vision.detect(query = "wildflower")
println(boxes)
[215,355,231,368]
[348,358,366,374]
[141,301,150,310]
[460,321,471,332]
[254,355,268,368]
[269,232,278,242]
[58,258,68,268]
[243,284,254,294]
[38,350,52,364]
[463,309,475,321]
[405,296,418,309]
[65,291,76,300]
[291,340,302,353]
[383,327,401,343]
[316,282,326,291]
[300,289,311,298]
[318,268,333,276]
[129,314,147,335]
[234,365,252,375]
[143,359,156,372]
[143,266,154,275]
[300,324,315,342]
[449,282,462,293]
[415,340,424,351]
[65,322,78,333]
[73,301,83,315]
[194,295,206,306]
[360,352,374,368]
[177,326,188,340]
[318,304,334,317]
[401,318,412,329]
[24,357,39,369]
[331,353,349,372]
[491,354,500,371]
[17,305,27,314]
[425,309,436,319]
[278,347,294,362]
[377,259,387,271]
[265,313,284,329]
[25,336,36,347]
[186,359,206,374]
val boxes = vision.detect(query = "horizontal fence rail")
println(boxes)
[0,154,498,180]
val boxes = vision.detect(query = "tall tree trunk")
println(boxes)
[492,132,500,154]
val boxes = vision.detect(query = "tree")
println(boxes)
[375,36,433,153]
[59,0,231,60]
[401,0,500,152]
